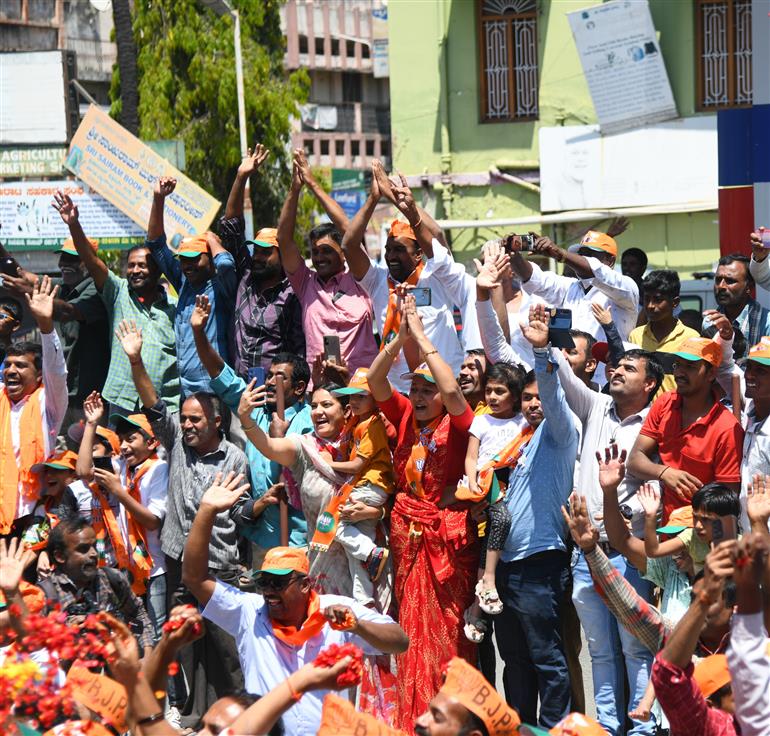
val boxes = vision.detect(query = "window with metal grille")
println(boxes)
[696,0,752,109]
[477,0,539,122]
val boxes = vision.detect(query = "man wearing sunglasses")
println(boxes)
[182,472,409,736]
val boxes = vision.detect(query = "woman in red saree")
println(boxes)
[367,295,479,733]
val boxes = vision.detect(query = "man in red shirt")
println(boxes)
[628,336,743,521]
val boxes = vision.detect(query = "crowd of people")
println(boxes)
[2,145,770,736]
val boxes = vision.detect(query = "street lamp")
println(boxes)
[199,0,253,239]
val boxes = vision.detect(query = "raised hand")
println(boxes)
[103,613,141,685]
[733,532,769,592]
[391,173,419,223]
[291,657,356,693]
[238,378,266,419]
[293,148,313,184]
[200,471,249,513]
[701,540,737,604]
[750,229,768,263]
[163,604,205,649]
[591,301,613,326]
[154,176,176,198]
[636,483,661,518]
[115,319,143,361]
[52,190,79,226]
[238,143,270,178]
[561,493,598,552]
[0,538,35,596]
[747,473,770,529]
[606,216,630,238]
[596,444,627,492]
[531,235,563,261]
[703,310,733,341]
[190,294,211,331]
[25,275,59,333]
[403,294,427,341]
[83,391,105,425]
[372,159,394,203]
[521,303,550,348]
[473,249,508,291]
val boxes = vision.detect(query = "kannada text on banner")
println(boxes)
[65,105,220,244]
[0,180,145,251]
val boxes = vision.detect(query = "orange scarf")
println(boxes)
[380,262,425,350]
[0,385,46,534]
[271,590,328,646]
[403,414,442,499]
[310,415,376,552]
[457,425,535,503]
[91,457,157,595]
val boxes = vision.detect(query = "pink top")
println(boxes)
[288,261,378,375]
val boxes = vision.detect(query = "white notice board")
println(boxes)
[567,0,678,135]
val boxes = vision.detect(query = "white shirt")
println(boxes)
[203,582,395,736]
[727,612,770,736]
[68,479,94,522]
[470,413,529,465]
[116,457,168,577]
[2,331,68,518]
[359,240,466,393]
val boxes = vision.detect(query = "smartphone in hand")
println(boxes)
[323,335,342,365]
[711,515,738,544]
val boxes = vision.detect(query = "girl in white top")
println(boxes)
[457,362,528,641]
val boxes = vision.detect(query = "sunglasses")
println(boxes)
[254,573,299,593]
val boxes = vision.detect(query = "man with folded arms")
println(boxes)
[182,472,408,736]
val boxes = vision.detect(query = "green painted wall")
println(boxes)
[388,0,718,268]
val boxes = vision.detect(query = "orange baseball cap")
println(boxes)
[657,505,693,534]
[317,694,407,735]
[246,227,279,249]
[176,234,210,258]
[439,658,521,735]
[400,362,436,384]
[748,336,770,366]
[31,450,78,473]
[110,413,155,439]
[693,654,731,698]
[260,546,309,576]
[332,367,371,396]
[389,219,417,242]
[549,713,606,735]
[672,337,722,367]
[68,421,121,455]
[55,237,98,256]
[568,231,617,259]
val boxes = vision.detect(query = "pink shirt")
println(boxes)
[288,261,378,375]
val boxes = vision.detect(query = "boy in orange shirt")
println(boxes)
[328,367,394,605]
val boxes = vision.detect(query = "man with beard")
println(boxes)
[704,253,770,353]
[542,303,664,734]
[0,236,109,420]
[41,517,154,655]
[341,162,470,393]
[219,145,304,379]
[0,276,67,537]
[51,190,179,415]
[458,350,490,414]
[145,176,236,397]
[628,337,744,522]
[183,475,407,736]
[116,320,257,722]
[191,293,313,560]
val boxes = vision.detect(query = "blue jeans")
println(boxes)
[146,573,168,644]
[572,550,656,735]
[494,550,571,727]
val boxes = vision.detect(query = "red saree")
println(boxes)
[378,392,478,734]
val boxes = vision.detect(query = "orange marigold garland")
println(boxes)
[313,643,364,687]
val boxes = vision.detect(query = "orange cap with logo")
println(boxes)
[110,413,156,439]
[247,228,279,249]
[549,713,606,735]
[317,694,407,735]
[389,219,417,242]
[31,449,78,474]
[693,654,731,698]
[439,657,521,735]
[578,231,617,258]
[332,367,371,396]
[260,546,309,576]
[400,362,436,384]
[672,337,722,367]
[56,238,98,256]
[748,336,770,366]
[176,235,210,258]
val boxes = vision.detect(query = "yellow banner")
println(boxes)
[65,105,220,244]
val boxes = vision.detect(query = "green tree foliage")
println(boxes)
[110,0,310,228]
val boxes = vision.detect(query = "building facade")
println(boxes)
[387,0,754,273]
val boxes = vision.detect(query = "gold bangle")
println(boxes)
[413,217,423,229]
[241,423,256,432]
